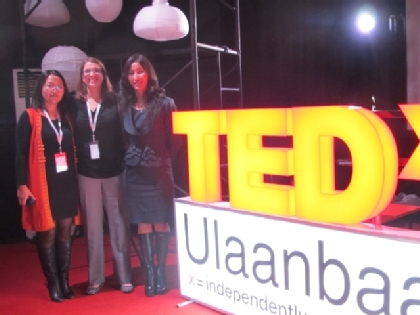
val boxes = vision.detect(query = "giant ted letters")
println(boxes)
[172,105,420,225]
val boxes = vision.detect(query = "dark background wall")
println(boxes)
[242,0,406,109]
[0,0,407,240]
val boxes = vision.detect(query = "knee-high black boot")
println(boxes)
[37,245,64,302]
[138,234,155,297]
[56,241,75,299]
[155,232,169,295]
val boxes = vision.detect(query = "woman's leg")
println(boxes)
[37,227,64,302]
[138,223,155,297]
[78,175,105,291]
[153,223,170,294]
[55,217,74,299]
[102,175,133,292]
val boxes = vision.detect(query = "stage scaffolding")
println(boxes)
[189,0,243,109]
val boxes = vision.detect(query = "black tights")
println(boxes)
[37,218,73,248]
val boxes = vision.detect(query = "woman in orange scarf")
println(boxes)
[16,70,79,302]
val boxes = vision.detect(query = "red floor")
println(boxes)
[0,235,222,315]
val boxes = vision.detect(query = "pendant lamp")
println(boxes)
[25,0,70,28]
[42,46,88,92]
[133,0,189,41]
[85,0,123,23]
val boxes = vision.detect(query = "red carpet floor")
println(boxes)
[0,235,222,315]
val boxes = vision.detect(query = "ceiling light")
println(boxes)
[85,0,123,23]
[25,0,70,28]
[133,0,189,41]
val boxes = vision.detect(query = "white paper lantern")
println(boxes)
[42,46,88,92]
[25,0,70,28]
[85,0,123,23]
[133,0,189,41]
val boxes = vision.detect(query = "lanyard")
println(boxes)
[43,110,63,153]
[86,102,101,142]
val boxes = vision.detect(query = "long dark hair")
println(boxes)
[30,69,70,116]
[75,57,114,101]
[118,54,165,113]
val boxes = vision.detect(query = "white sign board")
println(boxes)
[175,199,420,315]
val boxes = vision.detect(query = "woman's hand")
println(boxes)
[17,185,34,207]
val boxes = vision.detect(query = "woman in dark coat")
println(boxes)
[118,54,179,297]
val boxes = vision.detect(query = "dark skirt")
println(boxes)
[124,164,175,224]
[46,162,79,221]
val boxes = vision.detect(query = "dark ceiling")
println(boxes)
[0,0,407,117]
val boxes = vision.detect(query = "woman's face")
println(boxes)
[82,61,103,89]
[42,75,65,106]
[127,62,149,94]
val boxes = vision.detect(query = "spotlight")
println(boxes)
[356,13,376,34]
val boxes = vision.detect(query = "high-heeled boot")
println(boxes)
[37,245,64,302]
[56,241,75,299]
[138,233,155,297]
[155,232,169,295]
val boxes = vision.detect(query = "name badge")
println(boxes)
[55,152,68,173]
[90,141,100,160]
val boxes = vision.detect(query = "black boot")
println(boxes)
[56,241,75,299]
[37,245,64,302]
[138,234,155,297]
[155,232,169,295]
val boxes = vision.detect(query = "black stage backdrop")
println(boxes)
[0,0,407,240]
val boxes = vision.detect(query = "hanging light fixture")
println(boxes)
[25,0,70,28]
[42,46,88,92]
[85,0,123,23]
[133,0,189,41]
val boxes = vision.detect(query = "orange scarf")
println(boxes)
[21,108,80,231]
